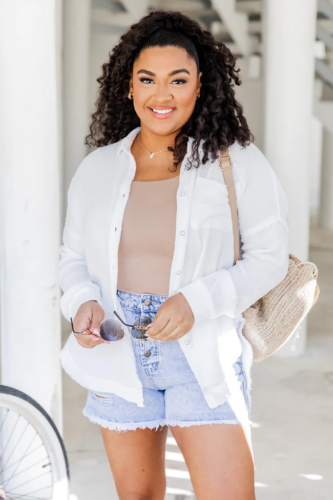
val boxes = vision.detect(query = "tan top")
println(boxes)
[117,175,179,296]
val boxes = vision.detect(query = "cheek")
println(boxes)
[133,87,150,114]
[177,87,197,108]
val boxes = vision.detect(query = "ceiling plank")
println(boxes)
[211,0,258,55]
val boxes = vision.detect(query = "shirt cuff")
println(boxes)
[178,269,238,324]
[60,282,103,322]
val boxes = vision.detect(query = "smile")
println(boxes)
[148,107,176,119]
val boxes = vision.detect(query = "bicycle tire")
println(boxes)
[0,385,70,500]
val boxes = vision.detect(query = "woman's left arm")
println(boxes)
[177,143,290,324]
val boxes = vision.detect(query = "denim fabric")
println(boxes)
[83,289,251,432]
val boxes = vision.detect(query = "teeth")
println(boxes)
[152,108,173,114]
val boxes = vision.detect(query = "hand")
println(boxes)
[72,300,109,348]
[145,292,194,342]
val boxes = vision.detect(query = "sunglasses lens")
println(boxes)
[132,315,153,339]
[100,319,125,341]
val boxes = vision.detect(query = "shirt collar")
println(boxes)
[116,126,141,156]
[116,126,199,160]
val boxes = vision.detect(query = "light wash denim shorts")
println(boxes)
[83,289,250,432]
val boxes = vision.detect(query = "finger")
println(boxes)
[145,315,171,338]
[89,308,105,337]
[162,326,186,342]
[147,322,178,341]
[74,332,110,347]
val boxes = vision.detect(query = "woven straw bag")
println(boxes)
[219,150,320,362]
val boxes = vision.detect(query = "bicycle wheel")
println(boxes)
[0,385,70,500]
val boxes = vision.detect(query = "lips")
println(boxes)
[148,106,176,119]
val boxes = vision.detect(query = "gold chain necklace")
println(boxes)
[137,133,170,159]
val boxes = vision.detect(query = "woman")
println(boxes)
[59,10,289,500]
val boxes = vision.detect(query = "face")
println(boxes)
[129,46,202,137]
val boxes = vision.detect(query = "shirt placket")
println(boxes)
[109,164,136,328]
[109,139,196,332]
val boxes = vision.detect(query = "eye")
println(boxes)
[172,79,187,85]
[139,78,187,84]
[139,77,154,84]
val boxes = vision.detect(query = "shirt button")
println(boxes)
[144,350,152,357]
[181,191,186,196]
[180,230,185,236]
[144,299,151,306]
[185,340,190,345]
[176,270,181,275]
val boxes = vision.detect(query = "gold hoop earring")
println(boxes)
[128,92,133,100]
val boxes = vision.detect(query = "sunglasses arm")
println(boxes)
[113,310,134,328]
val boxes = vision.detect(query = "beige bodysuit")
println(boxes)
[117,175,179,296]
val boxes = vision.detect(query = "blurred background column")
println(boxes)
[63,0,91,214]
[262,0,317,355]
[0,0,63,432]
[319,128,333,230]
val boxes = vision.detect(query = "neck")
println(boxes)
[138,124,182,152]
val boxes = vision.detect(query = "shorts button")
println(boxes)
[144,350,152,357]
[185,340,190,345]
[176,270,181,275]
[180,230,185,236]
[144,299,151,306]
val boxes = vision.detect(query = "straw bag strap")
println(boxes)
[219,150,240,265]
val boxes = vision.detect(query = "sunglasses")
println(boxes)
[70,310,153,342]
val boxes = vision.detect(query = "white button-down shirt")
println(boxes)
[59,126,289,410]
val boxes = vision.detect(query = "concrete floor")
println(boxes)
[62,222,333,500]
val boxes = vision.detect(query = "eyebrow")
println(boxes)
[137,68,190,76]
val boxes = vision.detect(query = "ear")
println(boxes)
[129,77,133,94]
[197,71,203,92]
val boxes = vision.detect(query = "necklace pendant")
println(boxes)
[149,153,155,159]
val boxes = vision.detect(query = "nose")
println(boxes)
[152,82,173,102]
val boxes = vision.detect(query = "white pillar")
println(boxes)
[63,0,91,210]
[262,0,317,355]
[0,1,63,432]
[319,128,333,230]
[309,117,323,217]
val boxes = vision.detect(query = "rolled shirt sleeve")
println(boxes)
[59,173,103,322]
[178,142,290,324]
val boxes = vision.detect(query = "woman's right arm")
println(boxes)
[59,176,108,348]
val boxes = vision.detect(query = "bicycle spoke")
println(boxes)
[2,430,40,488]
[1,444,43,475]
[5,470,51,493]
[0,408,9,433]
[1,413,21,459]
[6,481,52,499]
[0,409,10,477]
[1,456,49,484]
[1,420,29,473]
[5,494,49,500]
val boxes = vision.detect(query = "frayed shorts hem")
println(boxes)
[83,408,250,433]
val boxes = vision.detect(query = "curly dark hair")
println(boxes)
[85,10,254,170]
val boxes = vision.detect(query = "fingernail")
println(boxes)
[92,337,100,341]
[93,328,100,335]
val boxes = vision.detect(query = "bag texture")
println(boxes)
[219,149,320,362]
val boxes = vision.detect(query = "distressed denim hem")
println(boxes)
[166,418,252,428]
[82,408,166,433]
